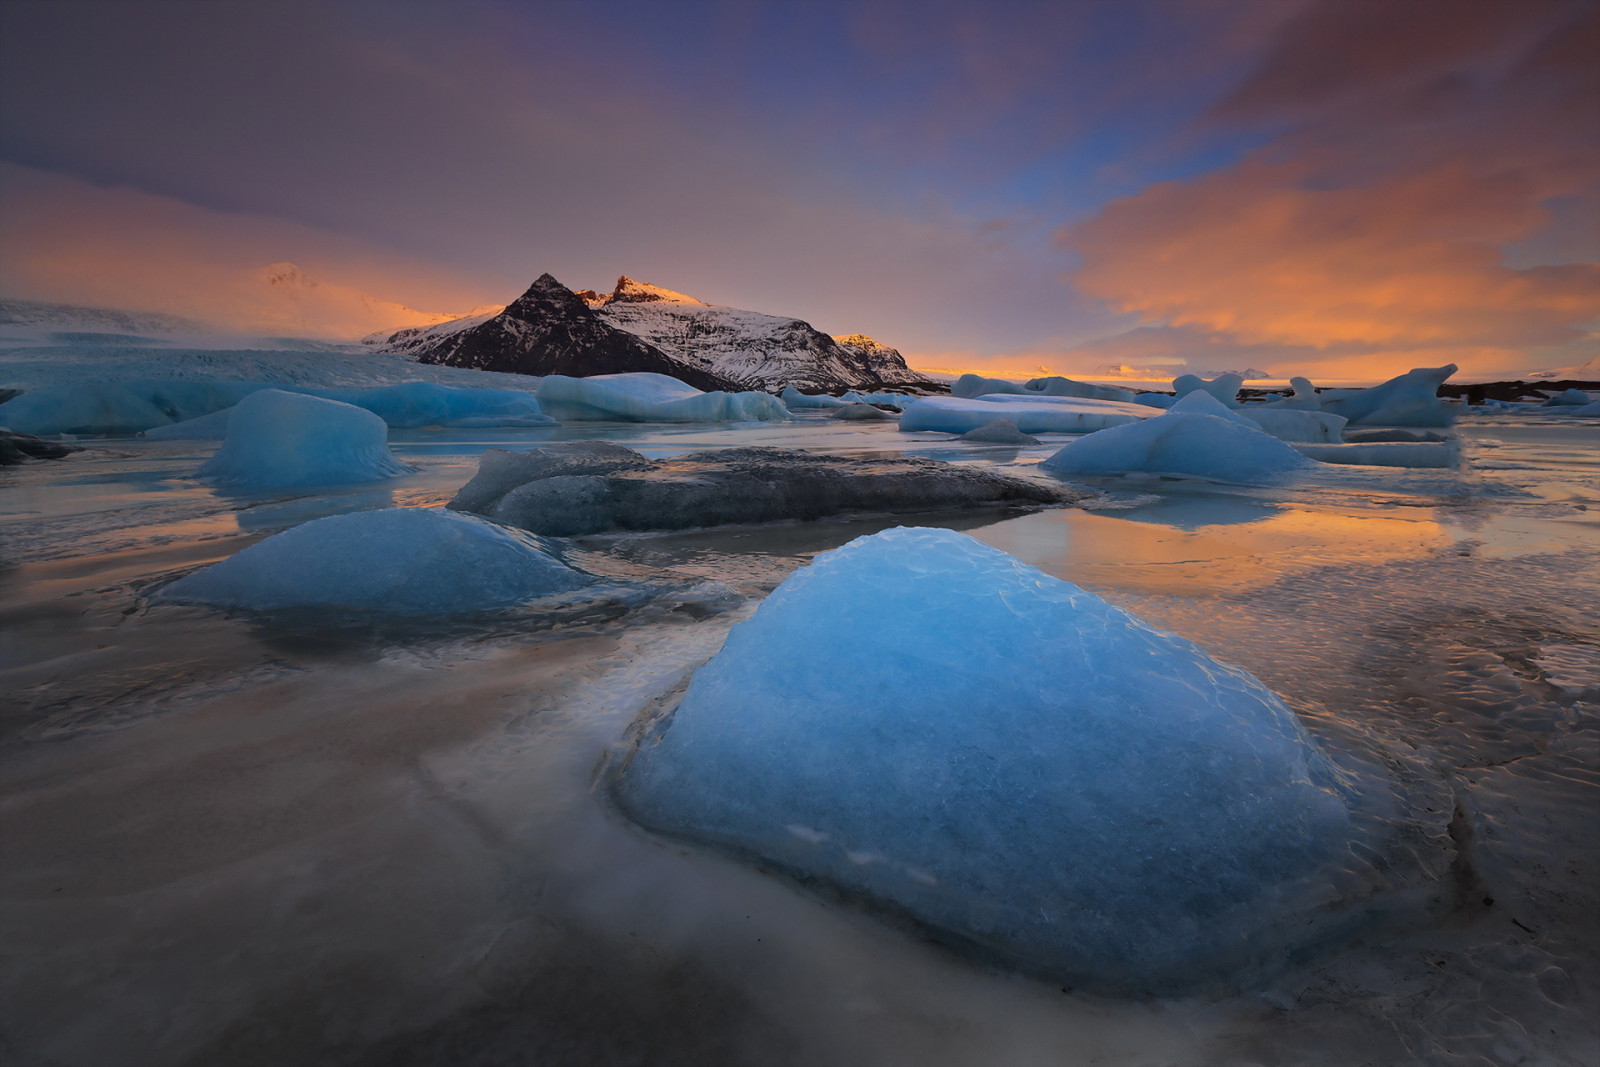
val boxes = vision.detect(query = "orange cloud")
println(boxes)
[1058,0,1600,380]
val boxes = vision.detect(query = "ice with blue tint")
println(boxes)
[1132,392,1177,409]
[951,373,1027,398]
[1173,372,1243,407]
[1167,390,1346,443]
[325,382,553,428]
[194,389,416,489]
[1040,400,1313,483]
[1319,365,1460,426]
[1022,375,1138,402]
[781,385,851,409]
[1543,388,1593,407]
[0,380,261,435]
[159,507,593,613]
[139,382,554,438]
[900,395,1154,435]
[848,391,920,408]
[1255,376,1322,410]
[614,527,1368,994]
[539,373,789,422]
[1570,400,1600,418]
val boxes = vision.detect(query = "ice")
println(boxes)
[613,527,1411,994]
[0,380,260,435]
[538,373,789,422]
[450,445,1068,536]
[847,391,919,408]
[1131,392,1177,409]
[1173,372,1243,407]
[1569,400,1600,418]
[956,419,1040,445]
[1319,365,1461,426]
[951,373,1027,398]
[1022,375,1138,402]
[1293,442,1462,468]
[158,507,593,613]
[0,380,553,436]
[1254,376,1322,410]
[900,395,1155,435]
[193,389,417,490]
[829,403,893,421]
[781,385,852,410]
[1543,388,1593,406]
[1240,408,1347,443]
[1040,402,1313,483]
[0,428,77,464]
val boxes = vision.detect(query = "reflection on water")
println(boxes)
[1,417,1597,1066]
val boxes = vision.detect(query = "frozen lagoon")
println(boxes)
[2,411,1598,1065]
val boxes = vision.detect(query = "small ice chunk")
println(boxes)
[1040,405,1313,483]
[1022,376,1137,402]
[1173,372,1243,407]
[614,528,1372,993]
[956,419,1041,445]
[194,389,416,489]
[951,373,1028,398]
[830,403,893,421]
[158,507,593,613]
[782,385,852,409]
[1319,365,1459,426]
[1543,388,1593,407]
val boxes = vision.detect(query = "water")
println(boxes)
[2,413,1597,1065]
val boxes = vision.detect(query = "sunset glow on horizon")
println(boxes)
[1,0,1595,380]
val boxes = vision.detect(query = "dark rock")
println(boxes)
[0,428,79,465]
[450,444,1074,536]
[412,274,739,391]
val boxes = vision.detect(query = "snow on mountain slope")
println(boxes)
[590,276,923,391]
[365,275,928,392]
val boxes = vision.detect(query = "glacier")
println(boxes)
[900,395,1155,435]
[1,380,553,437]
[193,389,417,490]
[536,373,789,423]
[613,527,1425,994]
[158,507,593,613]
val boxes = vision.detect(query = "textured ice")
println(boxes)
[951,373,1027,398]
[194,390,416,490]
[1131,392,1178,409]
[846,391,919,408]
[781,385,852,410]
[1173,372,1243,407]
[1022,375,1138,402]
[614,527,1369,993]
[538,373,789,422]
[900,395,1155,435]
[957,419,1040,445]
[1319,365,1460,426]
[451,445,1067,536]
[1041,403,1313,483]
[1256,377,1322,410]
[1543,388,1593,407]
[158,507,592,613]
[0,380,260,435]
[0,379,553,436]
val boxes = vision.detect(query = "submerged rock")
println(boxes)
[450,443,1070,536]
[0,428,79,465]
[612,527,1442,994]
[159,507,593,613]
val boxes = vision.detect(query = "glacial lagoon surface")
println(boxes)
[2,412,1597,1066]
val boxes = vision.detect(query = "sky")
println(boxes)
[0,0,1595,380]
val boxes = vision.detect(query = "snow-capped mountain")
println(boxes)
[588,276,923,390]
[367,274,927,391]
[403,274,739,391]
